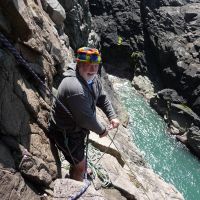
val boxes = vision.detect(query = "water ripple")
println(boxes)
[112,78,200,200]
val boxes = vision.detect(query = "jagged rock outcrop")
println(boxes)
[54,109,184,200]
[150,89,200,156]
[141,0,200,156]
[58,0,93,50]
[142,0,200,115]
[88,0,145,75]
[0,0,73,198]
[41,0,66,27]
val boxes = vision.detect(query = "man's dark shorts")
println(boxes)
[48,121,87,165]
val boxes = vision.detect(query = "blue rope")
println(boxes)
[0,32,91,199]
[0,32,73,119]
[68,179,91,200]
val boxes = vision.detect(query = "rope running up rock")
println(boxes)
[0,32,90,200]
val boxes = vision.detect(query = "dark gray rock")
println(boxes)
[187,126,200,156]
[142,1,200,115]
[150,89,186,116]
[150,89,200,134]
[59,0,92,49]
[157,89,187,103]
[41,0,66,26]
[88,0,144,69]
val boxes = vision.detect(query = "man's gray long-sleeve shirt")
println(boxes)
[51,63,117,135]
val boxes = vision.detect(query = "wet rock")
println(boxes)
[187,126,200,156]
[176,133,188,144]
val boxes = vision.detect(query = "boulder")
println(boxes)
[88,0,144,69]
[132,75,155,99]
[0,0,73,196]
[53,179,105,200]
[41,0,66,26]
[187,126,200,156]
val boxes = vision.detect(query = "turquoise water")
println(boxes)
[114,80,200,200]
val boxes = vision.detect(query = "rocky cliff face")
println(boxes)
[141,0,200,156]
[89,0,200,156]
[88,0,145,75]
[0,0,188,199]
[142,0,200,115]
[0,0,73,198]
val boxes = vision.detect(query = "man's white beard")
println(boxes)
[87,75,95,83]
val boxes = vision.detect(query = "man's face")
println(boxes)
[78,62,99,82]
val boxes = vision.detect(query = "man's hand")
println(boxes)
[109,118,120,130]
[99,129,108,138]
[99,118,120,138]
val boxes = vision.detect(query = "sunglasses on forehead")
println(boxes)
[77,52,101,63]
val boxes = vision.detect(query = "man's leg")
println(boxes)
[48,124,88,181]
[69,158,86,181]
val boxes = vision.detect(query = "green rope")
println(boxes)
[88,144,111,188]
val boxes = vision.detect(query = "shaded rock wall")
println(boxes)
[88,0,144,71]
[89,0,200,115]
[0,0,73,198]
[58,0,92,50]
[141,0,200,155]
[142,0,200,115]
